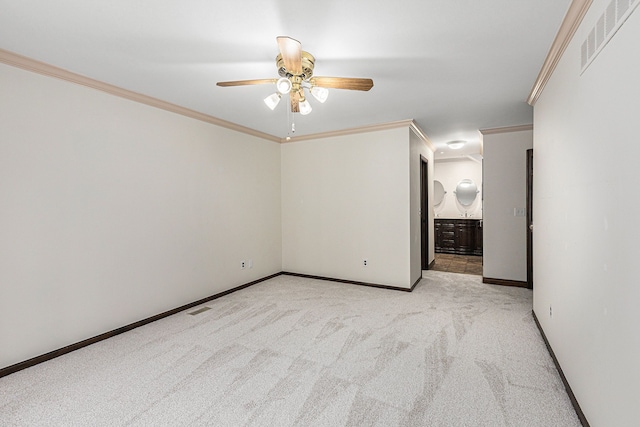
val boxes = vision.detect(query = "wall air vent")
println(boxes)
[581,0,639,73]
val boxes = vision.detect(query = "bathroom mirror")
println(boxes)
[454,179,479,206]
[434,180,446,206]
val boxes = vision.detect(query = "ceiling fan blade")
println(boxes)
[216,78,277,87]
[290,90,300,113]
[277,36,302,75]
[309,77,374,91]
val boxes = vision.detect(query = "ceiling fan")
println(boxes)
[216,36,374,115]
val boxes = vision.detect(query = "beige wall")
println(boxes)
[533,1,640,425]
[0,60,434,370]
[482,129,532,282]
[433,159,483,219]
[0,63,283,369]
[281,128,414,289]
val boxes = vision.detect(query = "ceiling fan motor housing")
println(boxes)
[277,51,315,80]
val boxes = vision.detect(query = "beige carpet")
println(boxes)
[0,272,580,426]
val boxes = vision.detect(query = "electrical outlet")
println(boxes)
[363,259,368,267]
[241,260,246,269]
[550,305,552,317]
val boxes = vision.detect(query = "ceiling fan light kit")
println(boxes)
[299,98,312,115]
[276,77,292,94]
[263,92,282,110]
[217,36,373,121]
[310,86,329,103]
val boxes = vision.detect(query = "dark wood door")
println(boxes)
[474,221,483,256]
[434,220,442,252]
[526,149,533,289]
[455,221,473,253]
[421,156,429,269]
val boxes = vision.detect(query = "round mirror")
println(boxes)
[454,179,478,206]
[433,180,446,206]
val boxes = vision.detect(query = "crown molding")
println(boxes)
[479,124,533,135]
[527,0,592,106]
[409,121,436,152]
[281,119,414,143]
[0,48,281,143]
[1,48,435,148]
[281,119,436,151]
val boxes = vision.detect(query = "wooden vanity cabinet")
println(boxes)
[435,219,482,255]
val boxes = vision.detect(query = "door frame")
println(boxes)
[420,155,430,270]
[526,148,533,289]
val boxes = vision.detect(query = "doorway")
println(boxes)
[421,155,429,270]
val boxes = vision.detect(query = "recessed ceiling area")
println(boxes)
[0,0,571,146]
[435,139,484,161]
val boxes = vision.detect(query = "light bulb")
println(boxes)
[264,93,281,110]
[276,77,292,94]
[311,86,329,103]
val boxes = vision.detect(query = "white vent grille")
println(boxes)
[617,0,630,20]
[606,1,617,35]
[581,0,639,73]
[588,28,596,57]
[596,15,605,48]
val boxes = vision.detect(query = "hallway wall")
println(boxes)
[482,129,532,283]
[532,1,640,425]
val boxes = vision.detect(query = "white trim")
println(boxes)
[281,119,435,151]
[479,124,533,135]
[0,48,281,142]
[527,0,593,106]
[0,48,435,147]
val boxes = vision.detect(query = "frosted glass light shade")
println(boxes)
[311,86,329,103]
[447,140,466,149]
[264,92,281,110]
[299,98,312,115]
[276,77,292,94]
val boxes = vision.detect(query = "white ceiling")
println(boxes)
[0,0,570,154]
